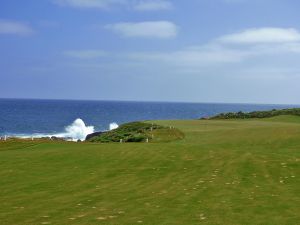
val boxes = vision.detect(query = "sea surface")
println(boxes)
[0,98,297,140]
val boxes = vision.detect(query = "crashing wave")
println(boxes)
[3,119,119,142]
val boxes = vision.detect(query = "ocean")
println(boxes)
[0,98,297,141]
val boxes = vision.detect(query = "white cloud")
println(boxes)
[53,0,126,9]
[119,27,300,68]
[64,27,300,77]
[106,21,178,39]
[133,0,172,11]
[218,27,300,44]
[127,46,246,65]
[53,0,173,10]
[0,20,34,36]
[64,50,107,59]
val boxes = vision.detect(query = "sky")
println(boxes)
[1,0,300,104]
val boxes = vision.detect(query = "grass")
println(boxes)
[0,116,299,224]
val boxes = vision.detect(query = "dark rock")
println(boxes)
[85,132,104,141]
[50,136,65,141]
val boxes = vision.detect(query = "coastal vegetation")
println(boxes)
[206,107,300,119]
[203,108,300,119]
[0,116,299,224]
[87,121,184,143]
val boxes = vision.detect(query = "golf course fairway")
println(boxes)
[0,115,299,225]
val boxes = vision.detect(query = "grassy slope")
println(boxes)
[0,116,299,225]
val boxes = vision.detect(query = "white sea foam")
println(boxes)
[10,118,94,142]
[4,119,120,142]
[62,118,94,141]
[109,122,119,130]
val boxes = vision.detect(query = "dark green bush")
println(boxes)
[127,134,146,142]
[88,121,162,143]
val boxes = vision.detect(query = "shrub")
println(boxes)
[88,122,162,143]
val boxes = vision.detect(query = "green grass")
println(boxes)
[0,116,300,225]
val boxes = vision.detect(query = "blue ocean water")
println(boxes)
[0,98,297,139]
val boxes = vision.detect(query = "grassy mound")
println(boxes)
[206,107,300,119]
[88,121,184,143]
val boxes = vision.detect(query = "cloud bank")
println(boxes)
[64,50,107,59]
[53,0,172,10]
[64,27,300,81]
[218,28,300,44]
[133,0,172,11]
[106,21,178,39]
[0,20,34,36]
[122,27,300,66]
[53,0,126,9]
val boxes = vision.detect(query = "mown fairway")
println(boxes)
[0,116,299,225]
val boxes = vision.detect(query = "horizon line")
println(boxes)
[0,97,299,106]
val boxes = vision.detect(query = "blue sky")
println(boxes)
[1,0,300,104]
